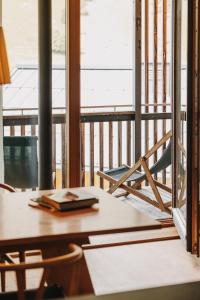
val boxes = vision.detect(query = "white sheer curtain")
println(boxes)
[0,0,4,183]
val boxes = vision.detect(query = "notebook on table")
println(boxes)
[30,189,99,211]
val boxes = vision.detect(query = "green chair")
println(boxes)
[3,136,38,189]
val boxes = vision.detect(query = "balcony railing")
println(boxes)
[3,105,172,189]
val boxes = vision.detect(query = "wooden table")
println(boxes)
[0,186,160,294]
[0,186,160,252]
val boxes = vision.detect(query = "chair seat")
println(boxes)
[0,285,65,300]
[105,166,146,182]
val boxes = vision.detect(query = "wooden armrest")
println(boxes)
[0,183,16,192]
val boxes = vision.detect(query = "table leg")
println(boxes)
[42,244,93,296]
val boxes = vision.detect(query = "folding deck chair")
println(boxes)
[97,131,172,214]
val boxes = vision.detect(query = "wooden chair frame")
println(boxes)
[98,131,172,215]
[0,183,39,292]
[0,243,82,300]
[0,183,16,193]
[0,183,16,292]
[0,181,57,292]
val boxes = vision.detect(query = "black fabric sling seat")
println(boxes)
[104,140,172,183]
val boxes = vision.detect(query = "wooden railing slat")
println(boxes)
[90,123,95,186]
[52,124,56,187]
[145,0,149,186]
[118,121,122,167]
[162,0,167,184]
[126,121,131,166]
[21,125,25,136]
[61,124,66,188]
[109,122,113,188]
[153,0,158,180]
[99,122,104,188]
[10,126,15,136]
[31,125,36,136]
[109,122,113,170]
[81,123,85,187]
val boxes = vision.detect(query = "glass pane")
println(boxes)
[2,0,66,190]
[80,0,134,187]
[52,0,66,188]
[2,0,39,190]
[175,0,187,220]
[81,0,133,110]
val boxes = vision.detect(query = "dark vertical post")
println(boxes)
[187,0,199,254]
[162,0,167,184]
[66,0,81,187]
[144,0,149,186]
[197,0,200,256]
[153,0,158,177]
[172,0,182,232]
[38,0,53,189]
[145,0,149,160]
[171,0,176,209]
[133,0,142,163]
[185,0,193,253]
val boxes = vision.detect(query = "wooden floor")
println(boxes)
[2,254,43,292]
[123,186,172,220]
[84,239,200,296]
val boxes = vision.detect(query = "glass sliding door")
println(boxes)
[173,0,200,255]
[2,0,67,190]
[51,0,66,188]
[2,0,39,190]
[173,0,187,240]
[80,0,134,187]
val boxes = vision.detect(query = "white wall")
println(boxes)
[0,0,4,182]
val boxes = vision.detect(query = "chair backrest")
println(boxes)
[0,243,82,300]
[3,136,38,189]
[149,139,172,175]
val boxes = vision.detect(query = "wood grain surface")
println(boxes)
[0,187,160,252]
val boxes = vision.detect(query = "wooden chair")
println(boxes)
[0,183,38,292]
[0,183,16,292]
[0,183,16,193]
[0,243,82,300]
[97,131,172,214]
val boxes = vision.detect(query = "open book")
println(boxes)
[33,189,99,211]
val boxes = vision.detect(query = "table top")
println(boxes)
[0,186,160,250]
